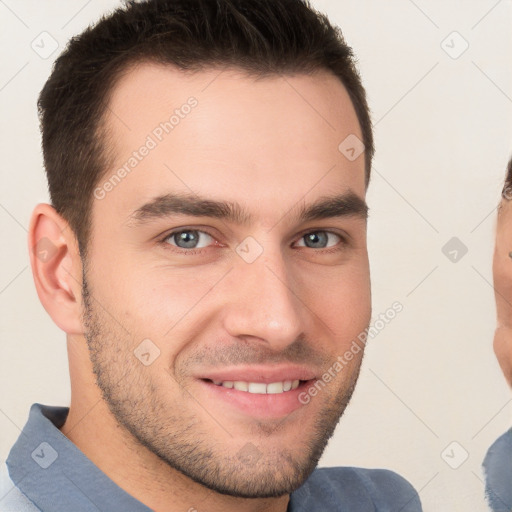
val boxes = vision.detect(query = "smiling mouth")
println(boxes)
[203,379,308,394]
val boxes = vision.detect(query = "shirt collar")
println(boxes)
[6,403,152,512]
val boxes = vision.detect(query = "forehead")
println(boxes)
[96,62,366,226]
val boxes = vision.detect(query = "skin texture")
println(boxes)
[493,201,512,387]
[29,64,371,512]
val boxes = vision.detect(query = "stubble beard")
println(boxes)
[81,269,363,498]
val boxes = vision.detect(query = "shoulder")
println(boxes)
[289,466,422,511]
[0,462,40,511]
[485,428,512,457]
[313,467,422,508]
[483,428,512,478]
[483,429,512,511]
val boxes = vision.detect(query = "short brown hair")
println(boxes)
[502,156,512,201]
[38,0,374,257]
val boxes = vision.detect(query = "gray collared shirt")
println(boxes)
[1,403,422,511]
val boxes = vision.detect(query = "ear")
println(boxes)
[28,203,84,334]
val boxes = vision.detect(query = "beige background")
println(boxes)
[1,1,511,511]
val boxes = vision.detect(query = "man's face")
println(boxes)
[493,202,512,387]
[82,63,371,497]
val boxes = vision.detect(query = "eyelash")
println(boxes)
[158,228,348,256]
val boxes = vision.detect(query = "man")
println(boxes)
[1,0,422,510]
[484,156,512,511]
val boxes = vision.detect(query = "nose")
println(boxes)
[221,248,306,351]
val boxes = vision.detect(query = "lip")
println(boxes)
[194,365,317,419]
[197,364,318,384]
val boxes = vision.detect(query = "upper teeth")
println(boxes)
[211,380,300,394]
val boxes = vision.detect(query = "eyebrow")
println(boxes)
[129,191,368,226]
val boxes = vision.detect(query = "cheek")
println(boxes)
[299,262,371,340]
[106,264,229,338]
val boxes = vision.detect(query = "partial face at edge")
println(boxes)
[494,201,512,387]
[82,63,371,497]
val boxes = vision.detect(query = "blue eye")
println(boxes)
[160,228,345,256]
[164,230,214,249]
[296,231,342,249]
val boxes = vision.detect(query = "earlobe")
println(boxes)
[28,203,84,334]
